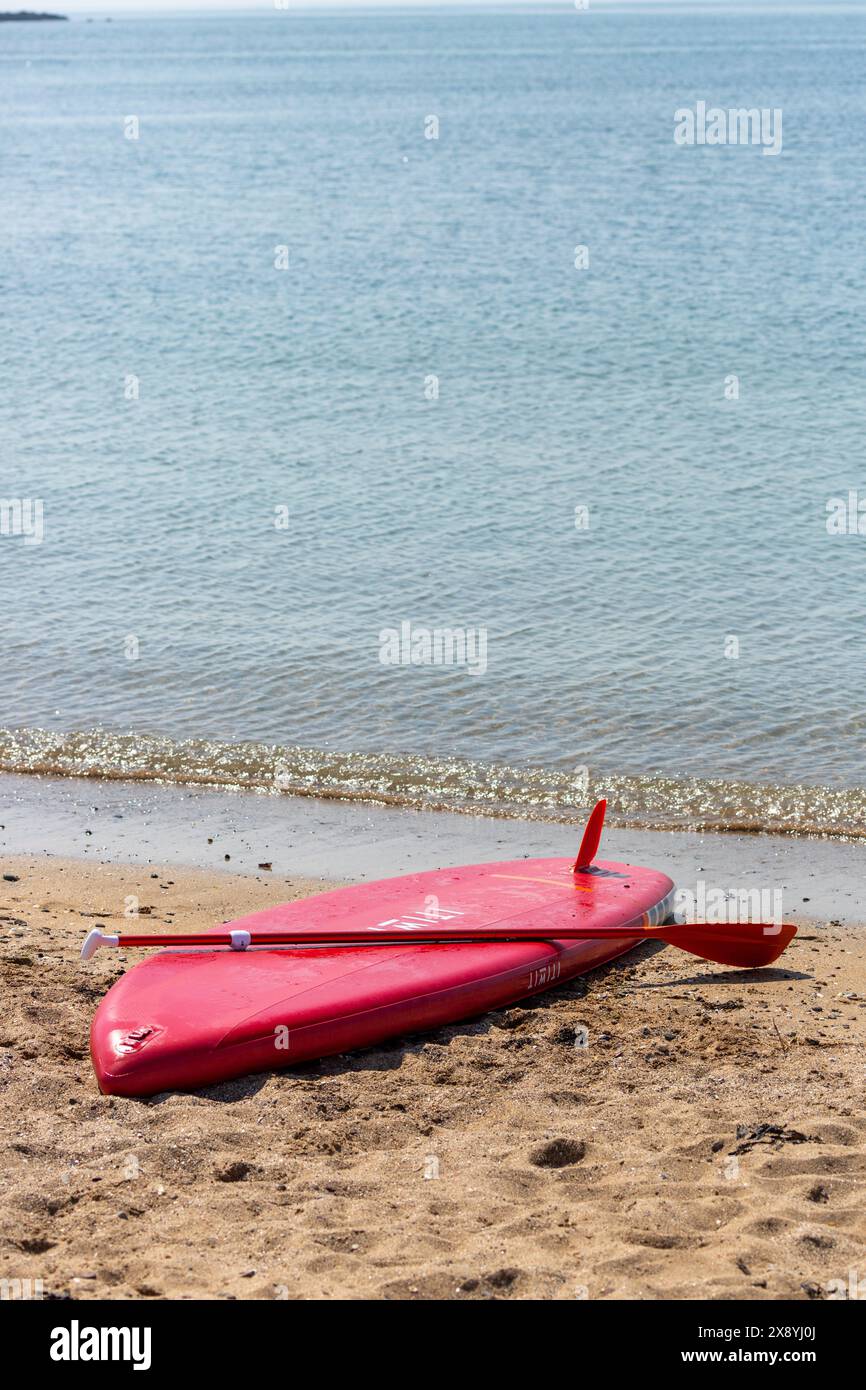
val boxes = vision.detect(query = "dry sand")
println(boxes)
[1,854,864,1301]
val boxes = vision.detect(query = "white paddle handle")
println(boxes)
[81,927,252,959]
[81,929,119,961]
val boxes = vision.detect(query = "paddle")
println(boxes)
[81,920,797,969]
[80,800,797,970]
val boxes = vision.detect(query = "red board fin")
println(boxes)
[573,798,606,871]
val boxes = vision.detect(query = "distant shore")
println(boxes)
[0,10,68,20]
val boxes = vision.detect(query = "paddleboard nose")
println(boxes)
[92,1018,183,1096]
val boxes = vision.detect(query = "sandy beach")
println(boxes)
[2,810,864,1302]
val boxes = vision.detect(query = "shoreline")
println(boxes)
[1,770,864,924]
[4,730,866,843]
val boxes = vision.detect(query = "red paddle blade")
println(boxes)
[573,798,606,870]
[655,921,797,969]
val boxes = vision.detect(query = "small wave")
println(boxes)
[0,726,864,841]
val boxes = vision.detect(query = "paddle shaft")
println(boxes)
[106,924,790,948]
[83,918,795,969]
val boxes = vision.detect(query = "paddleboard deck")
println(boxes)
[90,857,675,1096]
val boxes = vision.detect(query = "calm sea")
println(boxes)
[2,5,866,836]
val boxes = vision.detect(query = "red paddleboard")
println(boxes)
[90,854,675,1097]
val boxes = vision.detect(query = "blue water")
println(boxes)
[2,6,866,829]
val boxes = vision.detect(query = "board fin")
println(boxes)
[573,798,606,871]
